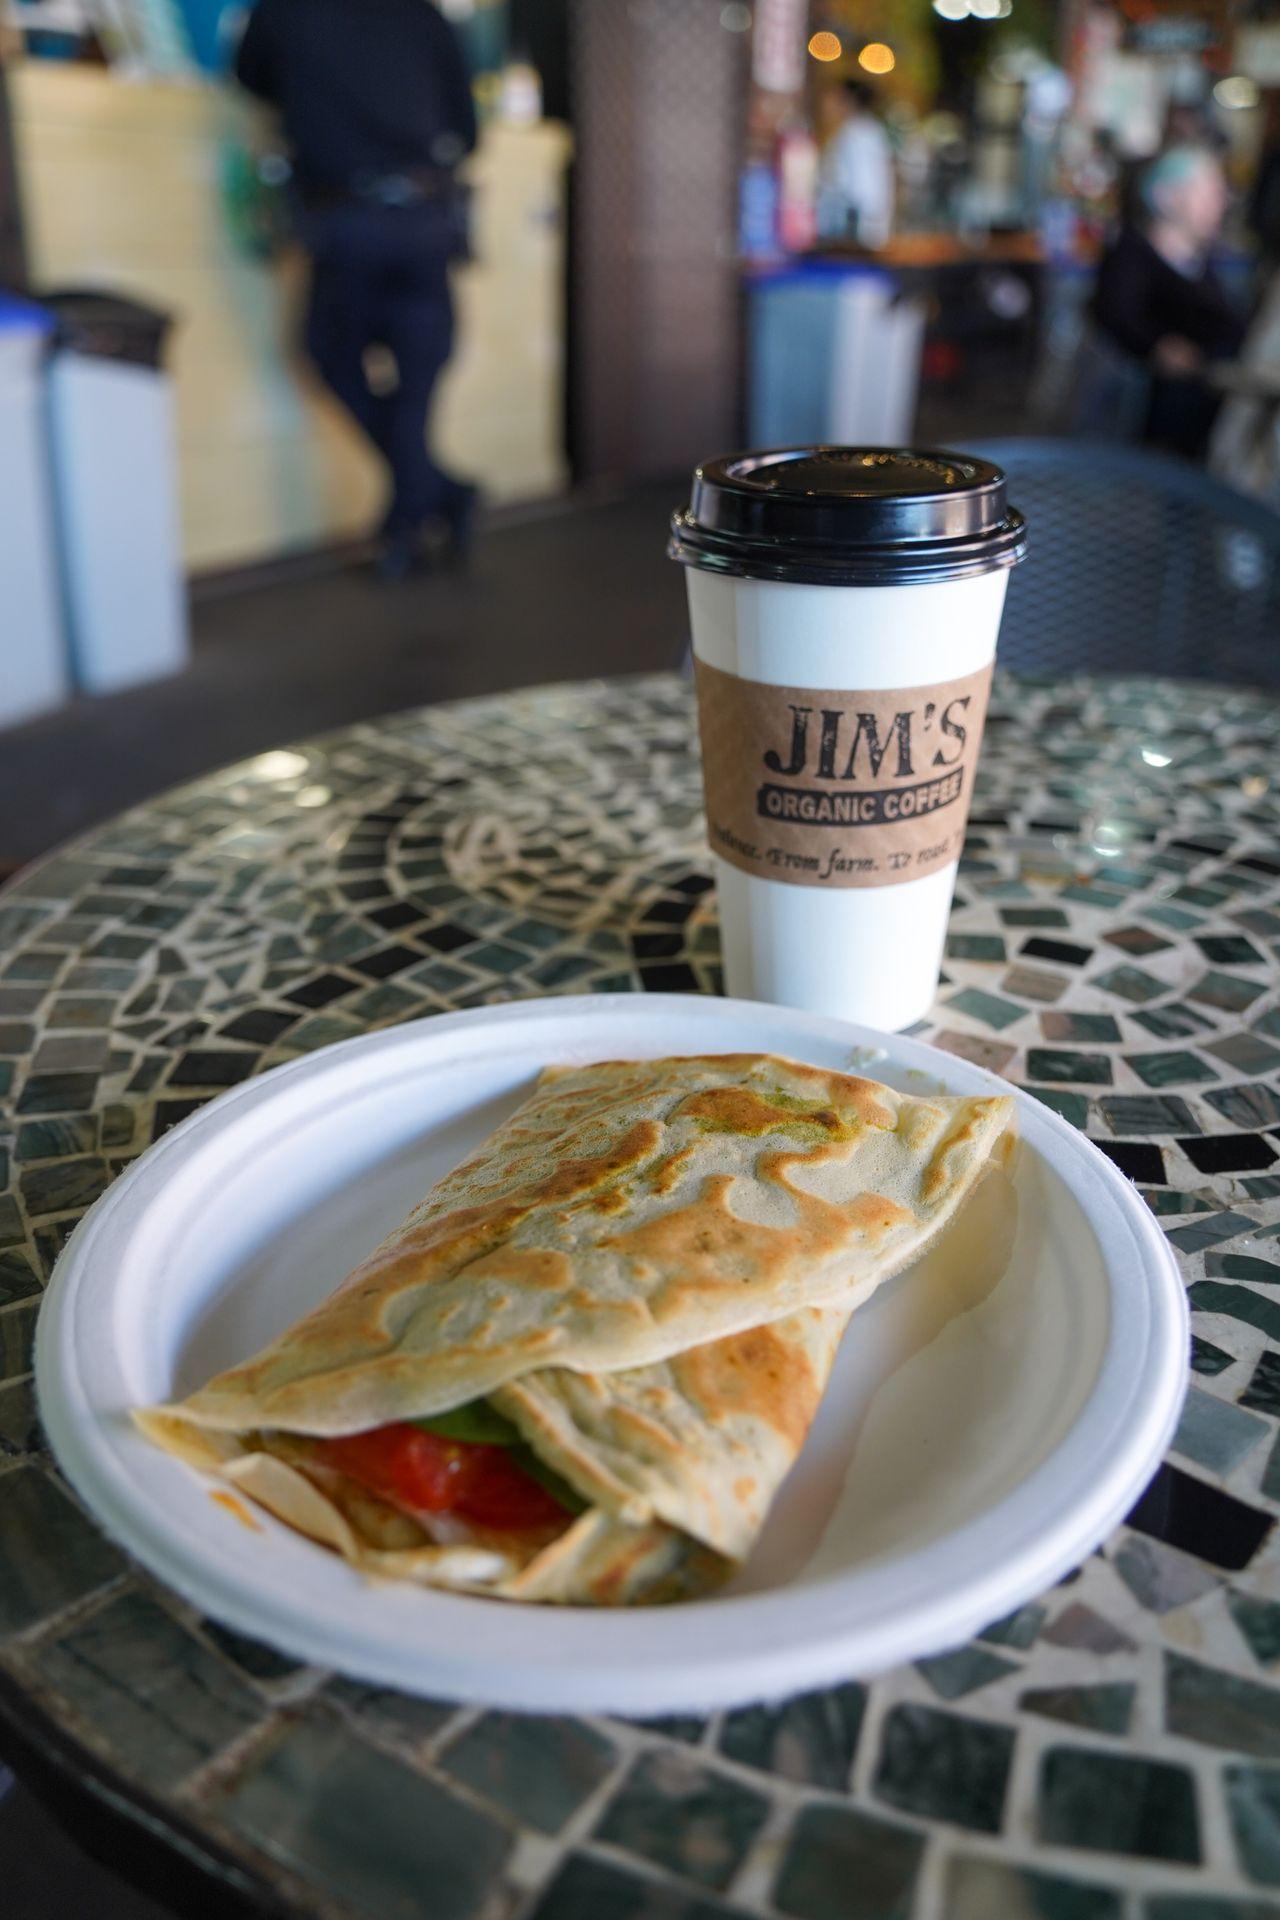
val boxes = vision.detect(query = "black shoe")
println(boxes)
[441,481,480,565]
[373,526,429,583]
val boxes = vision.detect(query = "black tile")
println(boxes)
[631,933,685,960]
[150,1098,211,1142]
[640,898,698,926]
[419,922,476,955]
[530,1854,746,1920]
[283,972,357,1009]
[1097,1141,1166,1185]
[640,964,700,992]
[872,1704,1013,1833]
[1127,1463,1273,1572]
[354,945,420,981]
[366,902,427,931]
[1196,934,1266,967]
[1237,853,1280,876]
[218,1008,297,1046]
[1179,1135,1277,1176]
[169,1050,258,1089]
[1021,937,1093,967]
[14,1073,98,1115]
[1038,1747,1199,1862]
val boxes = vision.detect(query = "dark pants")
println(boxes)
[303,200,460,533]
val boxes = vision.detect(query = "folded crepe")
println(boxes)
[137,1052,1015,1605]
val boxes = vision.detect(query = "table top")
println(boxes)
[1,670,1279,1920]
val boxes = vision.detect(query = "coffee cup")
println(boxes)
[670,446,1026,1031]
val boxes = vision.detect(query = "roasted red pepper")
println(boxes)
[316,1422,569,1530]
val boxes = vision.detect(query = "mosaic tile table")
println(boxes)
[2,671,1280,1920]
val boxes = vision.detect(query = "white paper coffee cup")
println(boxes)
[670,447,1026,1032]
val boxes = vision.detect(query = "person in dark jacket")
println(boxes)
[236,0,478,576]
[1093,144,1246,459]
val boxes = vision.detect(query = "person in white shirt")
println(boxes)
[820,80,894,249]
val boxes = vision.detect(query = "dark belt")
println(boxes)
[306,168,457,211]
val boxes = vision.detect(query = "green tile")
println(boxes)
[325,1679,456,1744]
[18,1156,109,1220]
[440,1712,614,1834]
[1209,1254,1280,1286]
[0,1376,41,1454]
[0,1301,38,1380]
[1168,1211,1256,1252]
[1025,1050,1113,1086]
[1021,1685,1134,1736]
[872,1703,1012,1833]
[945,933,1008,963]
[945,1856,1122,1920]
[0,1196,25,1250]
[0,1251,39,1309]
[1100,1093,1198,1134]
[1191,971,1265,1014]
[594,1751,768,1891]
[1230,1591,1280,1670]
[1189,1283,1280,1344]
[1143,898,1205,929]
[1207,1086,1280,1130]
[1147,1192,1213,1217]
[1063,884,1129,909]
[1093,965,1165,1004]
[1042,1012,1122,1044]
[718,1682,865,1788]
[1132,1004,1213,1040]
[219,1715,512,1920]
[999,906,1069,927]
[1166,1652,1280,1758]
[1025,1088,1090,1128]
[977,1602,1045,1650]
[14,1117,97,1162]
[1206,1033,1280,1075]
[1225,1764,1280,1884]
[1190,1335,1234,1375]
[946,988,1024,1031]
[199,1619,305,1684]
[1124,1051,1217,1088]
[1038,1746,1200,1862]
[530,1854,750,1920]
[773,1802,924,1920]
[914,1647,1016,1700]
[1172,1387,1269,1474]
[37,1589,261,1789]
[1146,1898,1280,1920]
[0,1466,124,1631]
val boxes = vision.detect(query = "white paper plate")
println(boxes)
[37,994,1187,1714]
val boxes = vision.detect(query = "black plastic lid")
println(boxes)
[669,445,1027,586]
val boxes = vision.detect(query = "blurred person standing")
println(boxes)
[1092,144,1246,459]
[236,0,478,578]
[819,80,894,249]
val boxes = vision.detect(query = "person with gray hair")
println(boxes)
[1093,143,1246,457]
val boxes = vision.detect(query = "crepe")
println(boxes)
[137,1052,1014,1604]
